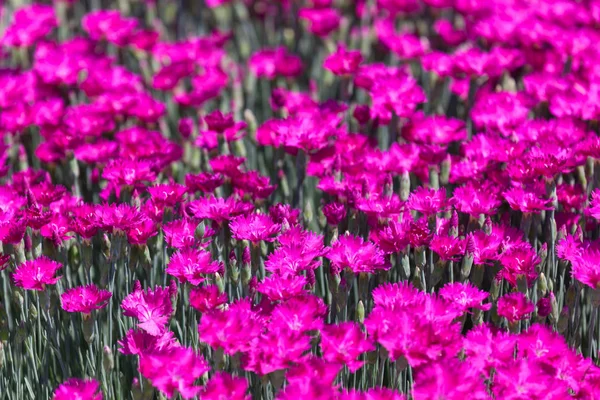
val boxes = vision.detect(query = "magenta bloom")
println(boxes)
[411,358,489,400]
[327,235,388,275]
[2,5,58,48]
[407,187,447,216]
[586,189,600,220]
[499,246,540,288]
[189,285,228,313]
[139,347,210,399]
[571,249,600,289]
[118,329,178,356]
[198,299,263,354]
[439,282,491,313]
[53,378,102,400]
[166,248,222,285]
[148,183,187,209]
[82,10,138,46]
[201,373,250,400]
[323,45,363,76]
[451,182,502,216]
[320,322,375,372]
[13,256,62,291]
[230,213,281,244]
[249,48,303,79]
[121,282,174,336]
[503,187,553,214]
[299,8,341,37]
[497,292,535,323]
[61,285,112,314]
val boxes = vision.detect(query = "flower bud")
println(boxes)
[103,346,114,373]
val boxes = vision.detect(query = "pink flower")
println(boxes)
[411,358,489,400]
[323,202,347,225]
[407,187,447,216]
[496,292,535,323]
[118,329,178,356]
[139,347,210,399]
[429,235,466,261]
[185,173,224,193]
[166,248,222,285]
[249,48,303,79]
[53,378,102,400]
[503,187,553,214]
[198,299,263,354]
[587,189,600,220]
[257,274,308,301]
[299,8,341,37]
[320,322,375,372]
[162,219,199,249]
[451,182,502,216]
[2,5,58,48]
[82,10,138,46]
[439,282,491,313]
[571,249,600,289]
[121,282,175,336]
[189,285,228,313]
[201,373,250,400]
[61,285,112,314]
[323,45,363,76]
[230,213,281,244]
[499,246,540,287]
[13,256,62,291]
[187,196,254,224]
[327,234,388,275]
[148,183,187,209]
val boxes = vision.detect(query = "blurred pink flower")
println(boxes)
[53,378,102,400]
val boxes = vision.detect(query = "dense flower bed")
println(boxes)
[1,0,600,398]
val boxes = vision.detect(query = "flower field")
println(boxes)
[1,0,600,398]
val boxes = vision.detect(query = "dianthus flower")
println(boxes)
[320,322,375,372]
[429,235,466,261]
[200,373,250,400]
[323,202,347,225]
[166,248,222,285]
[2,4,58,48]
[327,234,388,275]
[189,285,228,313]
[82,10,138,46]
[402,112,466,145]
[148,183,187,209]
[198,299,264,354]
[242,328,311,375]
[230,213,280,244]
[323,45,363,76]
[13,256,62,291]
[40,215,72,246]
[503,186,553,214]
[299,8,341,37]
[369,218,411,254]
[439,282,491,314]
[185,172,223,193]
[451,182,502,216]
[587,189,600,221]
[496,292,535,323]
[139,347,210,399]
[407,187,447,216]
[121,282,175,336]
[249,47,303,79]
[53,378,102,400]
[499,246,540,287]
[61,285,112,314]
[571,249,600,289]
[162,219,199,249]
[187,196,254,224]
[118,329,178,356]
[411,358,489,400]
[257,274,308,301]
